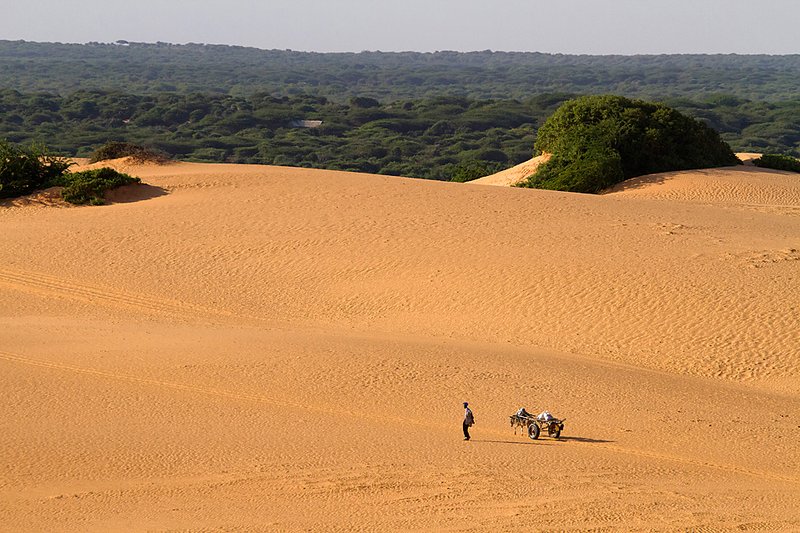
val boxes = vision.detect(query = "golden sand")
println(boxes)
[1,158,798,531]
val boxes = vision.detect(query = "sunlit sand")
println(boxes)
[1,158,798,530]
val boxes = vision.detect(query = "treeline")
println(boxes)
[1,89,798,179]
[665,96,800,157]
[2,41,800,102]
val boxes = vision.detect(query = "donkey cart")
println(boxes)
[509,412,565,440]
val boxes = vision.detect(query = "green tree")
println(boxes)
[522,95,739,193]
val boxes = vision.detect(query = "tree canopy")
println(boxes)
[521,95,740,193]
[2,41,799,102]
[0,42,797,179]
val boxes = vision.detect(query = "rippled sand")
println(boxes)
[1,158,798,531]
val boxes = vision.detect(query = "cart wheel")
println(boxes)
[528,423,540,440]
[549,422,561,438]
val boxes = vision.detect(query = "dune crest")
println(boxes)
[603,165,800,210]
[736,152,763,164]
[71,155,176,174]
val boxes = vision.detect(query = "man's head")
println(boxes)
[463,402,469,407]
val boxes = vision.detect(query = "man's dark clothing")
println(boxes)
[463,406,474,440]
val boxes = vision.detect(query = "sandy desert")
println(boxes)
[1,157,799,531]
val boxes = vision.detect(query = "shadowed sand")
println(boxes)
[1,158,798,531]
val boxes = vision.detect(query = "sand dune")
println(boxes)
[736,152,763,164]
[603,165,800,210]
[1,160,798,531]
[470,153,550,186]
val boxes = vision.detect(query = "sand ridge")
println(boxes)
[1,160,799,531]
[470,153,550,186]
[603,165,800,210]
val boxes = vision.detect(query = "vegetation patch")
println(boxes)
[50,167,140,205]
[1,43,798,179]
[519,95,740,193]
[753,154,800,173]
[0,139,71,198]
[90,141,171,164]
[1,89,798,180]
[2,42,800,102]
[1,139,140,205]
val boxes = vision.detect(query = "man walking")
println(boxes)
[463,402,475,441]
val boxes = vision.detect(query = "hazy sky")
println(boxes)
[2,0,799,54]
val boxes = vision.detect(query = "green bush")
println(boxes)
[0,139,72,198]
[89,141,170,164]
[753,154,800,173]
[526,146,623,193]
[51,167,140,205]
[1,140,138,204]
[520,95,740,193]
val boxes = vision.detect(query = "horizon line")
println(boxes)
[3,39,799,58]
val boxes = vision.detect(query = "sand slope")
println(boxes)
[470,153,550,186]
[1,160,798,531]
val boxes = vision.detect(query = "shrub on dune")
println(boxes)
[0,139,72,198]
[50,167,140,205]
[1,139,139,205]
[519,95,740,193]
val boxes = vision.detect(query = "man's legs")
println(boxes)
[463,422,470,440]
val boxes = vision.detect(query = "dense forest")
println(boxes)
[0,90,552,179]
[3,41,799,101]
[1,41,798,178]
[1,89,797,178]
